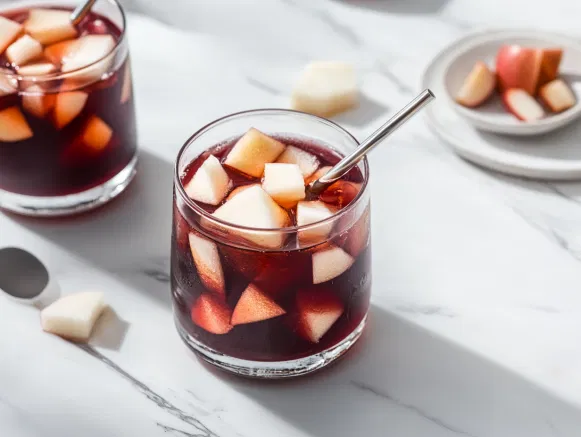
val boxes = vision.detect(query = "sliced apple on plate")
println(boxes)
[496,45,542,96]
[455,61,496,108]
[502,88,545,122]
[539,79,576,113]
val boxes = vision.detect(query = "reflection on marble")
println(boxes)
[2,0,581,435]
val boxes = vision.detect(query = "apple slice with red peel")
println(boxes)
[188,231,226,297]
[262,163,306,208]
[305,165,332,185]
[224,128,286,177]
[54,91,88,129]
[502,89,545,122]
[0,107,33,141]
[40,291,106,342]
[455,61,496,108]
[297,200,336,245]
[24,8,78,45]
[0,17,22,55]
[276,145,320,178]
[17,62,57,76]
[539,79,576,113]
[22,85,56,118]
[81,116,113,151]
[191,294,233,335]
[6,35,42,67]
[295,287,344,343]
[231,283,286,325]
[538,48,563,88]
[312,244,354,284]
[184,155,231,206]
[496,45,542,95]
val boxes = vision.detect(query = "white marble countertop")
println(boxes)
[3,0,581,435]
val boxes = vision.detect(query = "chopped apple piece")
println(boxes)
[44,38,80,65]
[224,128,285,177]
[538,48,563,88]
[502,89,545,122]
[342,205,371,257]
[53,91,88,129]
[81,116,113,151]
[262,163,306,208]
[0,72,17,97]
[226,183,258,201]
[291,61,358,117]
[17,62,57,76]
[295,287,344,343]
[61,35,115,80]
[6,35,42,67]
[0,17,22,55]
[312,244,354,284]
[22,85,56,118]
[539,79,576,113]
[276,145,320,178]
[297,200,336,245]
[212,185,290,249]
[40,291,106,342]
[0,107,33,141]
[231,283,286,325]
[24,8,77,45]
[188,231,226,297]
[120,63,132,104]
[455,61,496,108]
[496,45,542,95]
[191,294,233,335]
[184,155,231,206]
[305,165,332,185]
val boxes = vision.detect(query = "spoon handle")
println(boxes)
[309,89,435,195]
[70,0,98,26]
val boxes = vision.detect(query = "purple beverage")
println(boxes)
[171,110,371,378]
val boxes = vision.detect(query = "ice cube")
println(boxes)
[231,283,286,325]
[262,163,306,208]
[44,38,80,65]
[312,244,354,284]
[291,61,358,117]
[226,183,258,201]
[17,62,57,76]
[0,16,23,55]
[0,107,33,141]
[190,293,233,335]
[120,63,131,104]
[320,180,361,208]
[224,128,285,177]
[184,155,231,206]
[53,91,88,129]
[276,145,320,178]
[61,35,115,80]
[297,200,336,245]
[188,231,225,297]
[24,8,78,45]
[81,115,112,151]
[22,85,56,118]
[40,291,106,342]
[305,165,332,185]
[295,287,344,343]
[6,35,42,67]
[212,185,290,249]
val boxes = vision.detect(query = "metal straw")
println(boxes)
[307,89,436,197]
[70,0,98,26]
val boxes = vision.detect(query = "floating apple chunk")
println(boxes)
[224,128,286,177]
[0,16,22,54]
[53,91,89,129]
[6,35,42,67]
[24,8,78,45]
[502,89,545,122]
[188,231,226,297]
[40,291,106,342]
[0,107,33,141]
[17,62,57,76]
[231,283,286,325]
[191,293,233,335]
[262,163,306,208]
[81,115,113,152]
[22,84,55,118]
[297,200,336,245]
[539,79,576,113]
[276,145,320,178]
[312,244,354,284]
[184,155,231,206]
[295,287,344,343]
[455,61,496,108]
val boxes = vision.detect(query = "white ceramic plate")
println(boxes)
[443,29,581,136]
[422,29,581,180]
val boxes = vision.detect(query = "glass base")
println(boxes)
[177,315,367,379]
[0,155,137,217]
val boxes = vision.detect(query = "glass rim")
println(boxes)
[0,0,127,81]
[174,108,370,234]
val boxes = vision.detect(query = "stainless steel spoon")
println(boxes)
[70,0,98,26]
[307,89,435,197]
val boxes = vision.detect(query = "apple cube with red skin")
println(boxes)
[188,231,226,297]
[6,35,42,67]
[191,293,233,335]
[262,163,306,208]
[539,79,576,113]
[295,287,344,343]
[0,107,33,142]
[24,8,78,45]
[502,89,545,122]
[0,17,22,55]
[455,61,496,108]
[224,128,286,177]
[496,45,543,96]
[231,283,286,325]
[276,145,320,178]
[184,155,231,206]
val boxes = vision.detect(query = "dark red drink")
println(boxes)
[172,111,371,378]
[0,1,137,216]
